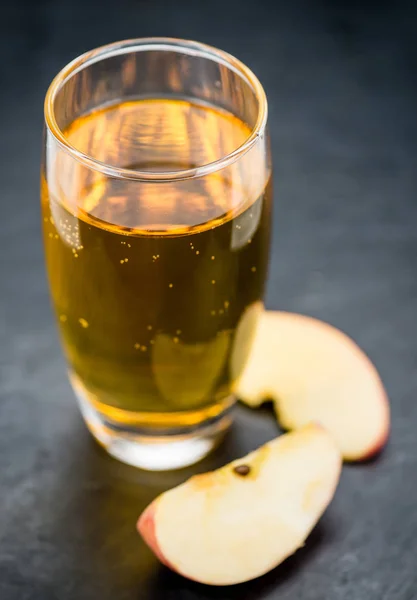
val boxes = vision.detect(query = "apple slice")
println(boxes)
[237,311,390,461]
[138,424,341,585]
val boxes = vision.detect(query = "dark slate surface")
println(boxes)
[1,0,416,598]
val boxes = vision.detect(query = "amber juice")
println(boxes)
[42,98,271,430]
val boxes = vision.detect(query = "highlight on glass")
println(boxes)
[42,38,272,470]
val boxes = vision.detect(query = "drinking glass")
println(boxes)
[42,38,272,470]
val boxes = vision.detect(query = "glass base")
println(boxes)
[72,378,233,471]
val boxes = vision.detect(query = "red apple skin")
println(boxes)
[311,410,389,462]
[137,502,175,571]
[138,503,198,581]
[326,322,390,462]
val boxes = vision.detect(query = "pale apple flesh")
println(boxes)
[237,311,390,461]
[138,424,341,586]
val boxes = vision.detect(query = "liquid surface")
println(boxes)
[42,98,272,428]
[62,98,255,232]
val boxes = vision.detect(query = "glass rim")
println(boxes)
[44,37,268,182]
